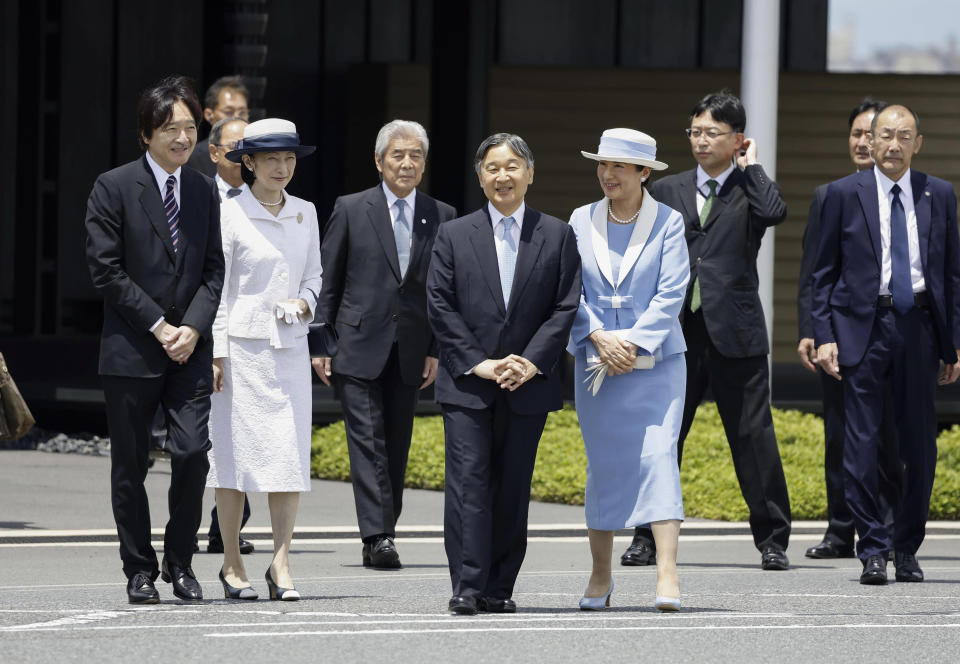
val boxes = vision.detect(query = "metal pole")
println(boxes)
[740,0,781,368]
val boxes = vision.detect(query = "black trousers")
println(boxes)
[634,310,792,552]
[208,501,251,541]
[335,343,420,540]
[102,360,212,580]
[442,395,547,599]
[842,307,939,561]
[818,369,902,549]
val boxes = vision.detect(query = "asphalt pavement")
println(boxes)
[2,450,960,663]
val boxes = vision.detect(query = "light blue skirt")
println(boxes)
[574,353,685,530]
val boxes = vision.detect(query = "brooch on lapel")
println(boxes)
[925,191,931,197]
[297,212,303,223]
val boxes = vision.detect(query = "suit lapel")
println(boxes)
[616,189,658,286]
[912,170,931,273]
[365,187,402,282]
[469,211,506,314]
[406,191,436,283]
[506,207,545,316]
[137,156,176,263]
[677,171,699,229]
[856,171,883,270]
[701,169,735,229]
[590,201,615,287]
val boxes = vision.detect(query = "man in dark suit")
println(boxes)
[797,98,902,560]
[186,75,250,178]
[621,91,792,571]
[813,104,960,585]
[84,75,224,603]
[427,133,581,615]
[314,120,456,569]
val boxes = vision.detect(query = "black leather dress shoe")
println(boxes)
[620,531,656,566]
[805,540,856,559]
[448,595,478,615]
[362,535,402,569]
[478,597,517,613]
[207,536,255,555]
[894,552,924,582]
[160,557,203,600]
[127,572,160,604]
[761,547,789,570]
[860,554,888,585]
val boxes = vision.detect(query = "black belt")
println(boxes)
[877,291,929,309]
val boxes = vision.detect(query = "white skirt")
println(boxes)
[207,336,312,492]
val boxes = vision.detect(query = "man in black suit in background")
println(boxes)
[84,76,224,603]
[427,133,581,615]
[314,120,457,569]
[186,75,250,178]
[622,91,792,571]
[797,98,902,560]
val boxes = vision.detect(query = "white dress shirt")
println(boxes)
[487,200,525,265]
[145,150,181,207]
[382,181,416,242]
[215,173,246,201]
[694,162,735,215]
[875,167,925,295]
[145,151,181,332]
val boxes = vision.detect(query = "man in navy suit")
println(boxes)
[85,75,224,603]
[427,133,581,615]
[813,103,960,585]
[797,98,902,560]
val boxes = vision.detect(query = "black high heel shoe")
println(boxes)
[219,568,258,600]
[265,568,300,601]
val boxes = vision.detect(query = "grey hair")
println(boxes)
[374,119,429,159]
[209,116,247,147]
[474,133,534,174]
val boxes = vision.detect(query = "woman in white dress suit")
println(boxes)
[207,119,322,600]
[568,129,689,611]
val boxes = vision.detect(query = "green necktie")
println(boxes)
[689,179,718,313]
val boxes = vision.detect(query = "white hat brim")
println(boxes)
[580,150,668,171]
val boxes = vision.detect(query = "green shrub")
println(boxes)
[311,403,960,521]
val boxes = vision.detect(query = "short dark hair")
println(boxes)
[689,90,746,133]
[474,133,535,174]
[136,75,202,150]
[871,103,921,135]
[848,97,887,129]
[203,75,250,112]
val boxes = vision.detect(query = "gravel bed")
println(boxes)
[0,428,110,456]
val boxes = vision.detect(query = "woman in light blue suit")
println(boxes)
[569,129,690,612]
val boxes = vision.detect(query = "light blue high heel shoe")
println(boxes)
[579,579,614,610]
[655,595,681,612]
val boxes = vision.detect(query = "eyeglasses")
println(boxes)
[214,142,239,151]
[685,128,735,140]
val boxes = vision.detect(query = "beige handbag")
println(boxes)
[0,352,35,440]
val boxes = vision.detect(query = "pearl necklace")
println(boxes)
[255,191,285,207]
[607,200,640,225]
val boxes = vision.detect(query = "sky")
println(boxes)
[828,0,959,65]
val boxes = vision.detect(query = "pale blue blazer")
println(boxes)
[567,193,690,362]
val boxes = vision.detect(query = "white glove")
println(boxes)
[274,301,302,325]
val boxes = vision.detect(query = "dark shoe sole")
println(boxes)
[128,594,160,604]
[620,555,656,567]
[860,574,888,585]
[804,550,856,559]
[761,561,789,571]
[449,605,478,615]
[895,573,924,583]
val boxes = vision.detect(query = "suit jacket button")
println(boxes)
[392,314,399,321]
[399,287,405,294]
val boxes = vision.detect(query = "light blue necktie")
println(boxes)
[394,199,411,278]
[889,184,913,314]
[500,216,517,306]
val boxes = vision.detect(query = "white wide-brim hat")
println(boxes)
[581,128,668,170]
[226,118,316,162]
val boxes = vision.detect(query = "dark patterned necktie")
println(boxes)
[164,175,180,252]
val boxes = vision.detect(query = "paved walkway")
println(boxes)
[2,450,960,663]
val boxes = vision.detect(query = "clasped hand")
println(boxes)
[589,330,637,375]
[275,298,310,324]
[154,322,199,365]
[473,355,538,391]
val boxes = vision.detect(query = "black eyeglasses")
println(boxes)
[685,128,735,140]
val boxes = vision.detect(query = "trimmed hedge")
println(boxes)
[311,403,960,520]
